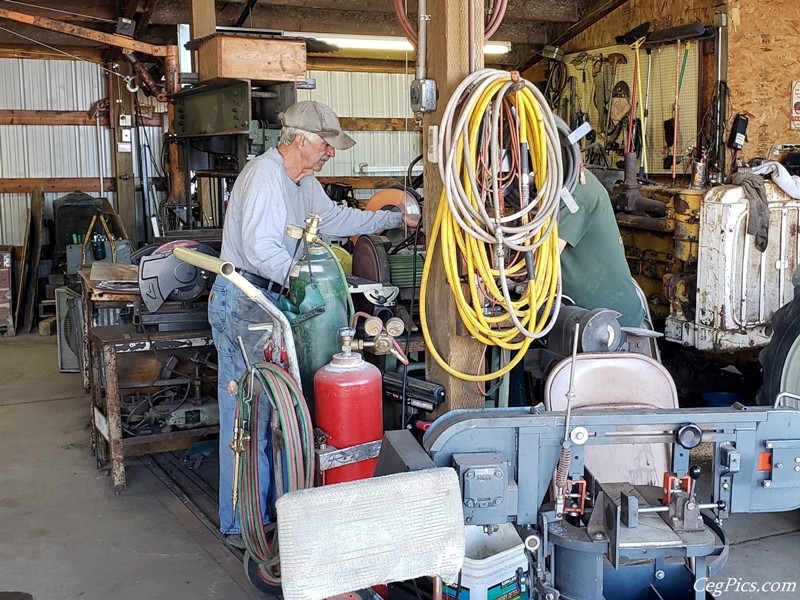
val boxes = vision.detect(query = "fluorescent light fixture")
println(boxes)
[289,32,511,55]
[484,41,512,55]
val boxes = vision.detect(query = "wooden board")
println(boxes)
[109,61,137,246]
[422,0,488,413]
[727,0,800,158]
[0,110,162,127]
[89,263,138,282]
[0,44,105,62]
[38,315,57,336]
[20,188,44,334]
[563,0,715,53]
[196,36,306,83]
[13,208,31,333]
[338,117,421,132]
[22,188,45,333]
[0,178,114,193]
[316,176,409,189]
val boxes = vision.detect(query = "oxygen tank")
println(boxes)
[289,243,349,412]
[314,328,383,484]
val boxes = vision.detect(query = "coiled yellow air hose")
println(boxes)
[421,69,563,382]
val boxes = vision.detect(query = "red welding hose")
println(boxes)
[625,51,639,154]
[393,0,509,46]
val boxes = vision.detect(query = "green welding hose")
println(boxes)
[236,361,314,587]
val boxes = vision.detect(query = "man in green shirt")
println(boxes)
[558,168,646,329]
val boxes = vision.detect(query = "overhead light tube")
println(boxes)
[288,32,510,55]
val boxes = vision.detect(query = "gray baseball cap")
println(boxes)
[279,100,356,150]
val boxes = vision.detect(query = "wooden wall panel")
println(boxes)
[552,0,800,162]
[727,0,800,158]
[564,0,715,53]
[728,0,800,36]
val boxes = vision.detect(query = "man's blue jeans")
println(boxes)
[208,277,274,534]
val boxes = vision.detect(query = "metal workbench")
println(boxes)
[78,266,140,390]
[89,324,218,494]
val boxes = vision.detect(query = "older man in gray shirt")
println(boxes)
[209,101,417,547]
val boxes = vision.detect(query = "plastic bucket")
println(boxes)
[443,524,527,600]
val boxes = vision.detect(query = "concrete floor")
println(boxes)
[0,334,264,600]
[0,333,798,599]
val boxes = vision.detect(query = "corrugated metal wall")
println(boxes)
[297,70,421,180]
[0,62,412,244]
[0,58,165,246]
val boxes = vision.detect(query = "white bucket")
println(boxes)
[443,523,528,600]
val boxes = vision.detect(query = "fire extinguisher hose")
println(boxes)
[237,361,315,586]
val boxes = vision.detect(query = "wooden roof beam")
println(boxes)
[0,42,105,60]
[0,0,116,23]
[200,0,578,24]
[0,7,171,56]
[134,0,160,39]
[152,3,547,45]
[515,0,628,71]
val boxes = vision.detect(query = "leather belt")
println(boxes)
[236,269,287,295]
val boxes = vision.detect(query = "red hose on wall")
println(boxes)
[392,0,508,46]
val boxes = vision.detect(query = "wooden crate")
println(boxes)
[196,35,306,83]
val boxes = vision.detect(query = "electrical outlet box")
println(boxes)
[121,129,131,143]
[119,114,132,128]
[410,79,437,113]
[116,17,136,37]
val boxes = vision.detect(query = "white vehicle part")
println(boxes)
[665,182,800,352]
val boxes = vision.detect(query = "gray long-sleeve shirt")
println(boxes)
[220,147,403,282]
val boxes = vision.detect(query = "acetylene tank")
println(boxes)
[314,338,383,484]
[289,243,349,410]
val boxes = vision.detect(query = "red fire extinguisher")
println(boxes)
[314,328,383,485]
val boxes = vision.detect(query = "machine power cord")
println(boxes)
[421,69,564,382]
[236,361,314,587]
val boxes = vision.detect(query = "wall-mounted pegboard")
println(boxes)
[560,41,699,176]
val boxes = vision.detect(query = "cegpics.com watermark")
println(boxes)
[695,577,797,597]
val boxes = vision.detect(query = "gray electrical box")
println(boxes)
[410,78,437,113]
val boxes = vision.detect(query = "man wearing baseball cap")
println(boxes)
[208,100,418,547]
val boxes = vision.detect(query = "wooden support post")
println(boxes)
[189,0,217,71]
[108,61,137,244]
[134,0,160,40]
[164,47,185,210]
[423,0,486,412]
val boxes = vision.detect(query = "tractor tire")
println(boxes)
[758,289,800,407]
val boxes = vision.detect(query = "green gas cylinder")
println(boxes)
[288,243,349,412]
